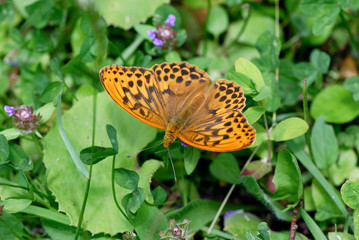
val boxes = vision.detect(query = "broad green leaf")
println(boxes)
[241,160,271,180]
[152,186,167,204]
[241,176,291,221]
[341,178,359,210]
[8,145,33,171]
[0,128,22,141]
[224,211,261,238]
[244,106,265,125]
[209,153,240,184]
[115,168,139,191]
[253,86,270,101]
[300,209,327,240]
[0,213,25,240]
[93,0,169,30]
[2,199,32,214]
[310,85,359,123]
[343,76,359,101]
[235,58,265,92]
[40,82,64,103]
[166,200,222,231]
[257,222,271,240]
[293,62,318,86]
[41,219,77,240]
[311,116,338,169]
[226,71,257,95]
[329,150,359,186]
[184,146,201,175]
[165,51,182,63]
[270,117,308,142]
[255,31,281,71]
[206,5,228,38]
[328,232,355,240]
[300,0,347,35]
[50,58,65,82]
[310,49,330,74]
[122,187,146,214]
[42,92,158,235]
[79,146,114,165]
[273,149,302,202]
[263,72,280,112]
[25,0,54,29]
[0,134,9,163]
[36,102,56,124]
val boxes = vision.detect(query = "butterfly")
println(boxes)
[99,62,255,152]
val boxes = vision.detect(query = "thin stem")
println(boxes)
[207,145,260,234]
[111,154,129,220]
[302,79,314,161]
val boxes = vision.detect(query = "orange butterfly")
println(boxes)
[99,62,255,152]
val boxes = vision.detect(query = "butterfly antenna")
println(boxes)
[167,146,177,182]
[127,141,164,158]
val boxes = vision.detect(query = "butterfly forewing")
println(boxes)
[179,79,255,152]
[150,62,211,123]
[99,65,167,130]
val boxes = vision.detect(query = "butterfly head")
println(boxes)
[164,124,181,147]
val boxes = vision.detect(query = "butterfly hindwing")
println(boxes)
[179,79,255,152]
[99,65,167,130]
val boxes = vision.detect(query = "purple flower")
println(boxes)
[153,38,164,47]
[147,30,156,40]
[224,209,244,219]
[4,105,15,117]
[180,140,189,147]
[165,14,176,27]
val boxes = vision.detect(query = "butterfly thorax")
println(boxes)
[163,123,181,147]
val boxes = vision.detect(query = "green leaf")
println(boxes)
[79,36,96,62]
[328,232,355,240]
[115,168,139,190]
[343,76,359,101]
[253,86,270,101]
[43,92,158,235]
[50,58,65,82]
[300,0,346,35]
[270,117,308,142]
[310,116,338,169]
[243,106,265,125]
[206,5,228,38]
[106,124,119,154]
[79,146,114,165]
[341,178,359,210]
[41,219,77,240]
[93,0,169,30]
[8,28,24,46]
[300,209,327,240]
[0,134,9,164]
[165,51,182,63]
[166,199,222,231]
[36,102,56,124]
[328,150,359,186]
[310,49,330,74]
[0,213,25,239]
[263,72,280,112]
[310,85,359,123]
[257,222,271,240]
[0,128,22,141]
[209,153,240,184]
[255,31,281,71]
[184,146,201,175]
[8,145,33,171]
[273,149,302,202]
[355,209,359,239]
[242,160,271,180]
[25,0,54,29]
[122,187,146,214]
[152,186,167,204]
[223,211,262,238]
[226,71,257,95]
[40,82,64,103]
[293,62,318,86]
[241,176,292,221]
[2,199,32,214]
[235,58,265,92]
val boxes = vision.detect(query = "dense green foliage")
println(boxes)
[0,0,359,239]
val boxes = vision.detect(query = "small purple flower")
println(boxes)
[165,14,176,27]
[180,140,189,147]
[224,209,244,219]
[147,30,156,40]
[4,105,15,117]
[153,38,164,47]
